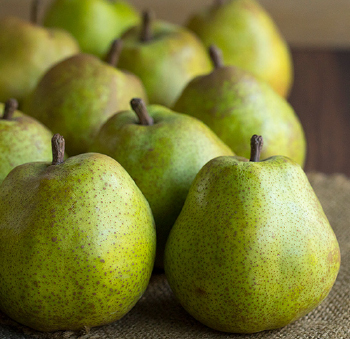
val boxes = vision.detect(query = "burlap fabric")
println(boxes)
[0,172,349,339]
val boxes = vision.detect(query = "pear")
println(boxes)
[117,11,213,107]
[0,134,156,332]
[186,0,293,97]
[23,40,148,156]
[0,1,80,105]
[43,0,139,58]
[0,98,53,184]
[173,45,306,167]
[164,135,340,333]
[91,98,234,268]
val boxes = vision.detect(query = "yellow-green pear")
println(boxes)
[0,1,80,104]
[91,98,234,268]
[23,40,148,156]
[0,134,156,331]
[118,11,213,107]
[186,0,293,97]
[174,46,306,167]
[0,99,53,184]
[43,0,139,57]
[165,135,340,333]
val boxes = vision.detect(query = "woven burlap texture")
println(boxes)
[0,172,349,339]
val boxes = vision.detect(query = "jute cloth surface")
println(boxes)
[0,172,349,339]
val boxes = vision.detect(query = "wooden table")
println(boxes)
[1,0,350,176]
[290,49,350,176]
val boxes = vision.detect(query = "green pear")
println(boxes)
[0,98,53,184]
[23,40,148,156]
[43,0,139,58]
[164,135,340,333]
[186,0,293,97]
[0,134,156,332]
[118,11,213,107]
[173,45,306,167]
[91,98,234,268]
[0,2,80,105]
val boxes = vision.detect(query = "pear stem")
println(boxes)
[30,0,40,25]
[51,134,65,166]
[209,45,224,69]
[2,99,18,120]
[250,135,263,162]
[140,10,153,42]
[130,98,154,126]
[105,39,123,67]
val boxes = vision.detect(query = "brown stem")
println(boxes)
[209,45,224,69]
[130,98,154,126]
[51,134,65,165]
[30,0,40,25]
[2,99,18,120]
[140,10,153,42]
[105,39,123,67]
[250,135,263,162]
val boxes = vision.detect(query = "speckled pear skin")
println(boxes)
[91,105,234,268]
[44,0,139,58]
[173,66,306,167]
[0,103,53,184]
[164,155,340,333]
[186,0,293,97]
[118,21,213,107]
[0,152,156,332]
[23,54,148,156]
[0,16,80,105]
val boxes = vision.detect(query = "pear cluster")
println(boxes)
[0,0,340,334]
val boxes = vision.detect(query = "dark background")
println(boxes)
[289,49,350,176]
